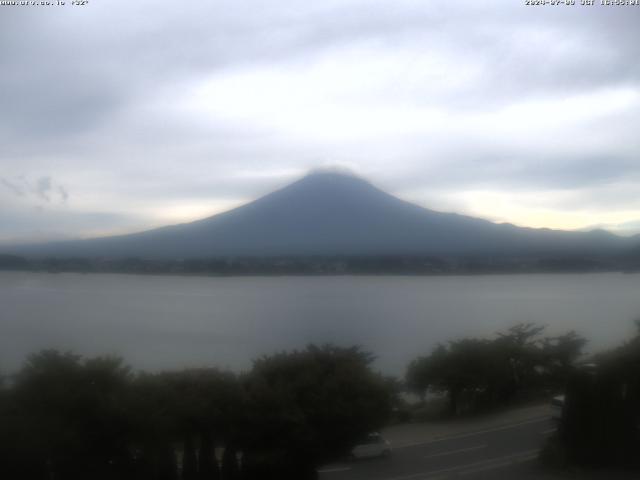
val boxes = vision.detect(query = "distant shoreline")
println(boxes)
[1,253,638,278]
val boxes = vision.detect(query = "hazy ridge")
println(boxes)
[4,172,639,262]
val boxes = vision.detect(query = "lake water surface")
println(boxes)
[1,271,639,375]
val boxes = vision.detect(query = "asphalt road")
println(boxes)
[318,415,556,480]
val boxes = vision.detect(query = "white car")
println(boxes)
[351,433,392,459]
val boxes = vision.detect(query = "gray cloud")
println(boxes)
[2,2,638,145]
[1,177,25,197]
[0,207,148,246]
[1,175,70,207]
[2,1,640,239]
[58,185,69,203]
[36,177,52,202]
[425,155,638,192]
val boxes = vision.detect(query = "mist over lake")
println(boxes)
[2,271,639,376]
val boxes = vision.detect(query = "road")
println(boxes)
[318,411,556,480]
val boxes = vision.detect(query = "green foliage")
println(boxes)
[127,367,244,480]
[406,323,586,416]
[540,331,587,389]
[0,345,391,479]
[559,325,640,468]
[242,345,392,477]
[7,350,133,479]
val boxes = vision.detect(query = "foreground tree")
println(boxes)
[241,345,392,479]
[407,324,586,416]
[540,330,587,390]
[2,345,392,479]
[9,350,133,480]
[128,368,242,480]
[558,323,640,468]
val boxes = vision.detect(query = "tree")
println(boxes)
[407,339,505,415]
[128,367,241,480]
[406,324,586,416]
[540,331,587,390]
[10,350,133,480]
[127,372,179,480]
[559,322,640,467]
[406,344,448,401]
[241,344,392,479]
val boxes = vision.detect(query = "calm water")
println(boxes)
[1,271,639,375]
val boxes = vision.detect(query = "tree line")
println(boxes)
[0,345,392,480]
[549,322,640,469]
[1,253,634,276]
[406,323,586,416]
[406,322,640,470]
[1,323,638,478]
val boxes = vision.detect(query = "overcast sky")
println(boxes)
[1,0,640,245]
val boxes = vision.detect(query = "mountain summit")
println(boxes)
[9,171,635,259]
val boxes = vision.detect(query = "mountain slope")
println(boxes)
[9,172,637,259]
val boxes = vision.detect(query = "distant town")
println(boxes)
[1,253,639,276]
